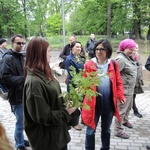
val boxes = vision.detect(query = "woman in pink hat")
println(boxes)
[114,39,137,139]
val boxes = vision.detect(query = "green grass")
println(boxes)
[46,34,131,50]
[7,35,148,53]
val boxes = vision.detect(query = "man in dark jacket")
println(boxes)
[1,34,29,150]
[145,55,150,150]
[59,35,85,69]
[86,34,97,59]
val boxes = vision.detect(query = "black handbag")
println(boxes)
[68,108,80,126]
[59,60,66,69]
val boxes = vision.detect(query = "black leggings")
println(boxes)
[132,94,138,112]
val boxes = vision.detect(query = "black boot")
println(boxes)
[147,144,150,149]
[134,111,143,118]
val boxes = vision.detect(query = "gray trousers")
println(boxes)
[114,95,133,135]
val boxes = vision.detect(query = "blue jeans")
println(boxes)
[12,104,25,148]
[85,111,114,150]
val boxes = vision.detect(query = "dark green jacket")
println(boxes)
[23,69,71,150]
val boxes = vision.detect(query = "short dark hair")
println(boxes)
[70,41,81,49]
[11,34,24,43]
[93,39,113,58]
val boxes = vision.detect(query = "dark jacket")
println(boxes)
[59,44,71,60]
[0,48,8,60]
[60,44,85,60]
[86,38,97,59]
[23,69,71,150]
[1,49,24,105]
[86,39,97,53]
[145,55,150,71]
[132,53,144,94]
[59,44,85,69]
[65,51,85,92]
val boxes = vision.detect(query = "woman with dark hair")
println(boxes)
[65,41,85,131]
[82,39,125,150]
[23,37,77,150]
[132,43,143,118]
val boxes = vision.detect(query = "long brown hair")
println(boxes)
[0,122,14,150]
[24,37,54,79]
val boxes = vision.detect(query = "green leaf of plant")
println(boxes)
[59,65,106,109]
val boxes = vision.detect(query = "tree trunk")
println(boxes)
[40,24,44,37]
[106,0,111,41]
[7,26,11,39]
[0,25,2,38]
[133,19,140,40]
[132,1,141,40]
[23,0,27,38]
[147,26,150,40]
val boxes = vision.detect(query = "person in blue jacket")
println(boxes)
[65,41,85,130]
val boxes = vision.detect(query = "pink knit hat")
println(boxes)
[118,39,136,51]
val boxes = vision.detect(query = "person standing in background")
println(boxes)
[65,41,85,131]
[0,34,29,150]
[59,35,85,69]
[0,38,8,99]
[86,34,97,59]
[114,39,137,139]
[0,38,8,59]
[144,54,150,150]
[132,43,144,118]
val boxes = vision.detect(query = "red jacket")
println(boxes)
[82,59,125,129]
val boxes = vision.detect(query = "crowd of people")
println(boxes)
[0,34,150,150]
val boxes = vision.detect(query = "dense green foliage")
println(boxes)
[0,0,150,40]
[59,66,105,109]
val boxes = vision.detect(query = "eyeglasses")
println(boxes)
[13,42,26,45]
[95,48,105,52]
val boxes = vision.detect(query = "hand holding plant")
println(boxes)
[65,102,77,115]
[59,66,105,109]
